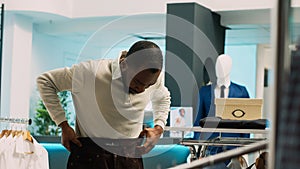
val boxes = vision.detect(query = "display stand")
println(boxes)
[164,126,269,161]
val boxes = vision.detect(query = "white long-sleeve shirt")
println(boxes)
[36,53,171,138]
[0,134,49,169]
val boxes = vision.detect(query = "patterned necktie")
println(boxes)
[220,85,226,98]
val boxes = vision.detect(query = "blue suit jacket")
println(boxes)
[193,82,250,140]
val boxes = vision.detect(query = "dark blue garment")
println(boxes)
[193,82,250,156]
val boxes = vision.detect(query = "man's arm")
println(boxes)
[59,121,82,151]
[36,66,82,151]
[36,68,72,125]
[151,74,171,130]
[138,125,164,154]
[138,74,171,154]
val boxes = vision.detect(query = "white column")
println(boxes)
[2,14,33,119]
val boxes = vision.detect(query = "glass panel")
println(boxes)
[275,0,300,168]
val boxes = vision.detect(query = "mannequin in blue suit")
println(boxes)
[193,82,250,139]
[193,54,250,160]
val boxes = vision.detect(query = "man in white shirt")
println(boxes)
[37,40,171,169]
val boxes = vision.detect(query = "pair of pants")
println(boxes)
[67,137,144,169]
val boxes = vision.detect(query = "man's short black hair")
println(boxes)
[126,41,163,73]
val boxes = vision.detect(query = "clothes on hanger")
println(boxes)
[227,156,248,169]
[0,128,49,169]
[246,152,268,169]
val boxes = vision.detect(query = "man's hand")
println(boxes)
[59,121,82,152]
[137,125,163,154]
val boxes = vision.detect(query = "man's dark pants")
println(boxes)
[67,137,144,169]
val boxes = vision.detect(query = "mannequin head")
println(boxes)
[215,54,232,85]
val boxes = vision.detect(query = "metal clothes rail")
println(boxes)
[180,137,267,147]
[164,126,269,134]
[0,117,32,125]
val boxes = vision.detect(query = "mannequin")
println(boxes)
[216,54,232,87]
[193,54,250,162]
[215,54,232,99]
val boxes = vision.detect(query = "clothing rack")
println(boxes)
[0,117,32,125]
[165,126,268,163]
[168,140,268,169]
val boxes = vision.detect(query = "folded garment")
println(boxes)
[199,117,268,129]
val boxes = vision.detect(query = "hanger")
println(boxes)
[15,125,23,138]
[5,129,12,137]
[22,130,33,143]
[11,128,21,138]
[0,129,8,138]
[10,124,17,138]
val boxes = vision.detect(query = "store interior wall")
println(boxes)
[2,14,33,120]
[225,45,257,98]
[256,44,273,119]
[2,0,274,18]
